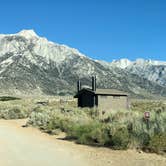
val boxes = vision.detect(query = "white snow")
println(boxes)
[110,58,166,69]
[111,59,132,69]
[0,29,89,65]
[17,29,39,39]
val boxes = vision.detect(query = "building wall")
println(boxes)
[78,93,95,107]
[98,95,128,112]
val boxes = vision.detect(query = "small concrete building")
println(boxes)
[74,77,129,111]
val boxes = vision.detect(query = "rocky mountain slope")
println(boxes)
[106,59,166,88]
[0,30,166,98]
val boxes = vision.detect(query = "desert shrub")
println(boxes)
[28,109,53,127]
[67,122,110,146]
[100,105,166,151]
[137,132,151,148]
[27,101,166,154]
[0,106,29,119]
[0,97,37,119]
[28,107,92,134]
[0,96,21,101]
[32,106,47,113]
[131,101,166,113]
[45,115,75,133]
[149,133,166,154]
[110,126,130,150]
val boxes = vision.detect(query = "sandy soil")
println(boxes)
[0,119,165,166]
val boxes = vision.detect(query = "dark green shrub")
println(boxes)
[149,133,166,154]
[40,115,75,133]
[0,96,21,101]
[137,132,151,148]
[111,127,130,150]
[67,122,110,146]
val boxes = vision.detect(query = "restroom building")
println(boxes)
[74,77,129,111]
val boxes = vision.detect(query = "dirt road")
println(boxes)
[0,119,90,166]
[0,119,165,166]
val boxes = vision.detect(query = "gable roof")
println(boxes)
[74,88,128,98]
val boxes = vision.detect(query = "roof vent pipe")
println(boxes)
[77,80,81,92]
[92,76,96,91]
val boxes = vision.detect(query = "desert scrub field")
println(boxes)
[27,100,166,154]
[0,96,165,154]
[0,96,36,119]
[0,95,76,120]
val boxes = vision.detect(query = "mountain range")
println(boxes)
[0,29,166,98]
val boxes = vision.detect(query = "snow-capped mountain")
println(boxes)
[112,58,166,67]
[107,59,166,87]
[0,29,166,98]
[110,59,132,69]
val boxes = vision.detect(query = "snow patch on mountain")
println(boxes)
[111,59,132,68]
[110,58,166,69]
[0,30,87,65]
[17,29,39,39]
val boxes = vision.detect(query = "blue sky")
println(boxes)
[0,0,166,61]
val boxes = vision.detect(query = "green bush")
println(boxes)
[111,126,130,150]
[45,115,75,133]
[67,122,110,146]
[28,108,91,134]
[149,133,166,154]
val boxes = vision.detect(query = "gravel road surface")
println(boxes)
[0,119,165,166]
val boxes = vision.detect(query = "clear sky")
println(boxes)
[0,0,166,61]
